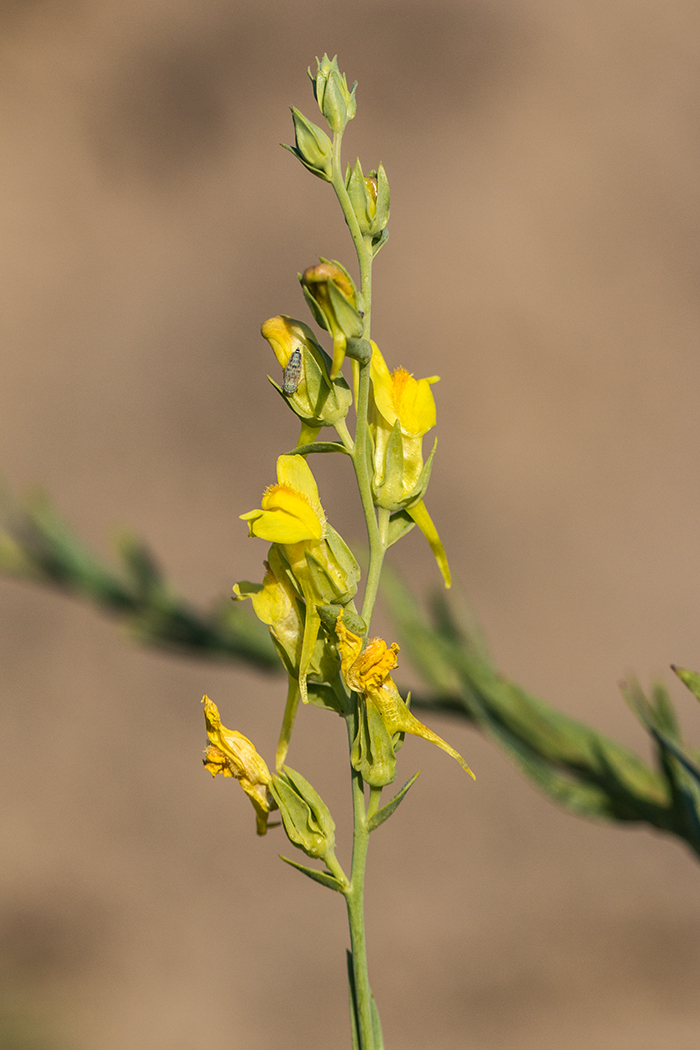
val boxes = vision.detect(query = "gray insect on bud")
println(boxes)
[282,347,303,394]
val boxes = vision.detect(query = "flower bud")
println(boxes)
[261,315,352,428]
[270,765,336,860]
[309,53,357,133]
[350,697,398,787]
[345,160,390,251]
[283,108,333,181]
[300,260,364,379]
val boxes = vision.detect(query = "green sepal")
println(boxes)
[304,547,354,606]
[373,163,390,232]
[306,681,349,716]
[285,441,351,457]
[345,337,372,365]
[346,158,373,228]
[369,227,389,256]
[279,854,345,892]
[267,333,352,429]
[301,281,329,331]
[351,700,397,787]
[395,437,438,512]
[373,420,405,508]
[673,666,700,705]
[326,275,364,339]
[270,765,336,859]
[318,603,366,637]
[386,510,416,548]
[368,771,421,831]
[301,524,361,607]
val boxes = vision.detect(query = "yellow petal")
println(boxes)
[394,373,438,436]
[276,454,323,511]
[261,315,317,370]
[369,342,397,425]
[335,611,365,684]
[407,499,451,589]
[351,636,400,694]
[241,485,323,544]
[370,343,438,436]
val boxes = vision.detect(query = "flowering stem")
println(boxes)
[330,127,388,1050]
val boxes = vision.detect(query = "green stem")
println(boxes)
[331,126,389,1050]
[345,712,375,1050]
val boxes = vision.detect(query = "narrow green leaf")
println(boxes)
[371,993,385,1050]
[673,666,700,705]
[285,441,351,456]
[386,510,416,548]
[279,855,345,892]
[368,771,421,831]
[346,951,360,1050]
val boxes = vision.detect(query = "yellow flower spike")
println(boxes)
[335,614,474,778]
[202,696,277,835]
[240,455,326,545]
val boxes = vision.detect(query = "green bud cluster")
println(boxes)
[309,53,357,134]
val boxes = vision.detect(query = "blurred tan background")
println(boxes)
[1,1,700,1047]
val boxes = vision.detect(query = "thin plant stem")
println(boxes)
[330,124,389,1050]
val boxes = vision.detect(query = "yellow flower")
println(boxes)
[370,342,439,451]
[369,342,451,588]
[336,614,474,778]
[239,456,360,742]
[240,455,325,545]
[260,315,352,436]
[202,696,277,835]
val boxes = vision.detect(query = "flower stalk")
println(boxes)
[203,55,468,1050]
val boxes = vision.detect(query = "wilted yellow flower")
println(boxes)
[202,696,277,835]
[336,614,474,777]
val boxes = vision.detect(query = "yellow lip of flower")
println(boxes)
[335,614,474,778]
[202,696,276,835]
[369,342,439,437]
[240,455,326,545]
[261,315,318,371]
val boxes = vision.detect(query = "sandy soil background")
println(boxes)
[1,2,700,1048]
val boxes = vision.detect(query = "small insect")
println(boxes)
[282,347,303,394]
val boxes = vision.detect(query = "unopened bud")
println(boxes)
[283,108,333,181]
[309,53,357,133]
